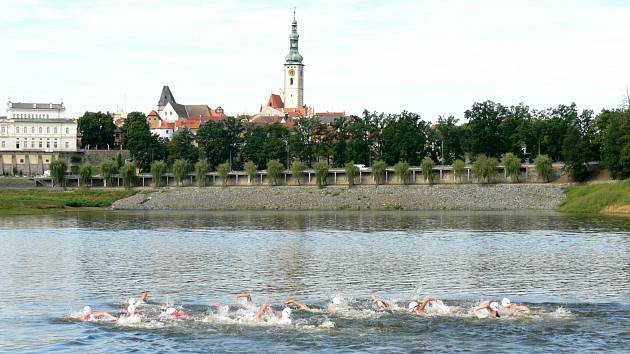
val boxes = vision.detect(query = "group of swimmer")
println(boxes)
[77,289,531,325]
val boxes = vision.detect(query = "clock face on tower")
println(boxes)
[288,69,295,77]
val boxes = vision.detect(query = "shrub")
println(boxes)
[120,163,136,189]
[244,161,257,185]
[372,160,387,185]
[534,154,552,183]
[502,153,522,183]
[78,163,92,188]
[453,159,466,183]
[100,160,117,187]
[151,160,167,187]
[50,158,67,188]
[217,162,229,187]
[195,158,209,187]
[314,161,328,188]
[266,159,284,186]
[172,159,190,186]
[291,160,304,186]
[345,161,360,188]
[472,154,499,183]
[421,157,435,184]
[394,161,411,185]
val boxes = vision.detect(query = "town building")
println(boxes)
[155,85,225,123]
[147,110,175,140]
[0,100,78,152]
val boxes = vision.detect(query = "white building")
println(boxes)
[0,100,78,152]
[283,12,305,110]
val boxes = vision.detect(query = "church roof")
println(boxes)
[267,94,284,109]
[185,105,211,118]
[157,86,176,107]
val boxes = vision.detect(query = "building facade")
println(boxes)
[0,100,78,152]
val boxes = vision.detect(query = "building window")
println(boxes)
[31,127,35,133]
[1,127,4,133]
[46,141,50,148]
[39,127,42,134]
[290,78,294,85]
[46,127,50,134]
[66,127,69,134]
[54,127,57,134]
[54,141,58,148]
[31,141,35,148]
[39,141,42,148]
[46,114,49,118]
[65,142,69,149]
[1,141,4,148]
[16,127,19,133]
[16,141,20,149]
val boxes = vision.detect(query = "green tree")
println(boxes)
[217,162,230,187]
[502,153,522,183]
[100,159,117,187]
[453,159,466,183]
[291,160,304,186]
[394,161,411,185]
[435,116,466,164]
[382,112,427,166]
[167,128,198,164]
[345,161,359,188]
[562,126,589,182]
[172,159,190,186]
[534,154,552,182]
[472,154,499,183]
[288,117,324,167]
[372,160,387,185]
[266,159,284,186]
[122,112,166,171]
[244,161,258,185]
[77,111,115,149]
[78,162,92,187]
[421,157,435,184]
[50,158,67,188]
[600,109,630,179]
[151,160,167,187]
[120,163,136,189]
[197,119,243,171]
[314,161,328,188]
[195,158,209,187]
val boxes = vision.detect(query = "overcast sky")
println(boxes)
[1,0,629,120]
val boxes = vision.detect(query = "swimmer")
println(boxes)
[371,293,390,311]
[123,299,144,318]
[211,304,231,317]
[160,307,191,319]
[255,305,292,325]
[475,300,502,318]
[407,295,437,315]
[501,298,530,313]
[81,306,117,322]
[285,299,316,312]
[137,291,149,304]
[329,296,346,312]
[235,292,255,309]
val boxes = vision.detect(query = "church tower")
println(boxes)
[283,11,304,110]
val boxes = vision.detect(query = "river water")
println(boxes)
[0,211,628,353]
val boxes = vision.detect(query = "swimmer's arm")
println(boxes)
[511,305,530,311]
[93,311,117,320]
[235,292,252,302]
[285,299,313,311]
[417,296,434,311]
[138,291,148,302]
[476,300,491,310]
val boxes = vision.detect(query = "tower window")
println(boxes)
[290,78,294,85]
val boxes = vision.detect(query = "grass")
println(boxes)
[0,189,137,215]
[559,179,630,214]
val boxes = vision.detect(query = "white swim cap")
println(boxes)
[282,307,292,318]
[332,297,342,305]
[127,305,136,314]
[408,301,419,312]
[165,307,176,315]
[490,302,500,311]
[501,298,511,307]
[83,306,92,314]
[128,297,136,306]
[221,305,230,313]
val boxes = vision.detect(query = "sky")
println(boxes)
[1,0,629,121]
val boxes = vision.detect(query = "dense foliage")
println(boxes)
[151,160,167,187]
[78,111,115,149]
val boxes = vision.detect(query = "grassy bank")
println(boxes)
[0,189,136,215]
[559,179,630,215]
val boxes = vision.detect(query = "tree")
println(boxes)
[122,112,166,171]
[120,163,136,189]
[600,109,630,179]
[100,159,117,187]
[372,160,387,185]
[172,159,190,186]
[314,161,328,188]
[435,116,465,164]
[453,159,466,183]
[421,157,435,184]
[534,154,552,182]
[502,153,522,183]
[197,120,242,171]
[217,162,229,187]
[471,154,499,183]
[79,163,92,187]
[77,111,115,149]
[382,112,427,166]
[464,101,509,157]
[167,128,198,164]
[151,160,167,187]
[266,159,283,186]
[345,161,359,188]
[562,126,589,182]
[394,161,411,185]
[50,158,67,188]
[244,161,257,185]
[195,159,209,187]
[289,117,324,167]
[291,160,304,186]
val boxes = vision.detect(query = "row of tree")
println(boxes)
[78,101,630,181]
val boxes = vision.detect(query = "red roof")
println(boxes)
[267,94,284,109]
[175,119,202,129]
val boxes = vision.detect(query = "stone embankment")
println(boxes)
[112,184,566,211]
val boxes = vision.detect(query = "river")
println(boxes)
[0,211,628,353]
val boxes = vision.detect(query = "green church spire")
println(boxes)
[285,10,303,64]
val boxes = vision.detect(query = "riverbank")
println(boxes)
[559,179,630,216]
[111,184,565,211]
[0,189,136,215]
